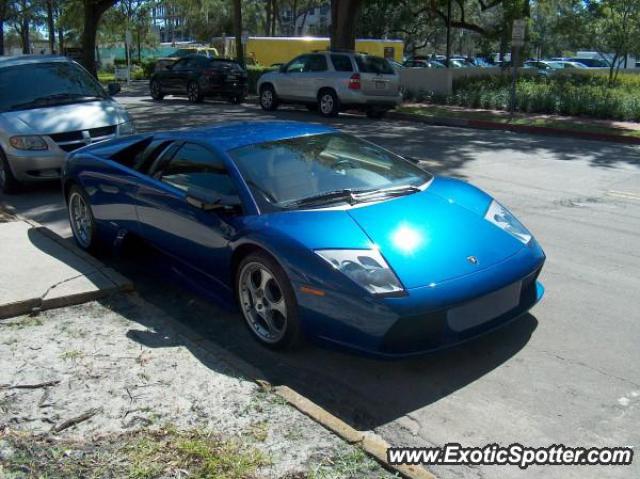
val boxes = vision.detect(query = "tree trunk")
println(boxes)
[22,14,30,54]
[233,0,243,66]
[265,0,271,36]
[330,0,362,50]
[47,0,55,53]
[0,0,4,56]
[81,0,115,77]
[272,0,278,36]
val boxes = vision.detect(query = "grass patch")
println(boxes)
[398,104,640,139]
[308,447,384,479]
[97,72,115,83]
[1,427,267,479]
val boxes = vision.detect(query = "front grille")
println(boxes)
[48,125,117,152]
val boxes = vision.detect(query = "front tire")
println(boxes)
[150,80,164,100]
[67,185,98,252]
[259,84,279,111]
[236,251,302,350]
[187,81,203,103]
[0,149,20,194]
[318,89,340,117]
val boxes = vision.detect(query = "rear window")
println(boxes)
[210,60,244,72]
[331,54,353,72]
[354,55,394,74]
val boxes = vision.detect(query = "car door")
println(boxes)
[167,57,196,92]
[134,141,242,287]
[299,54,329,101]
[278,55,309,100]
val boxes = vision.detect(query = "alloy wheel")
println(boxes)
[261,89,273,109]
[320,94,334,115]
[188,82,200,102]
[68,192,93,248]
[239,262,288,344]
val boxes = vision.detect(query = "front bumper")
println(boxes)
[4,148,65,182]
[298,241,546,358]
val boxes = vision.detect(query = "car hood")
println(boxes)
[346,183,525,289]
[0,99,130,135]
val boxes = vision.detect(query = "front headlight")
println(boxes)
[484,200,532,244]
[315,249,404,295]
[9,135,48,151]
[118,121,135,135]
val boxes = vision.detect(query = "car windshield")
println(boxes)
[230,133,432,211]
[0,61,107,112]
[354,55,394,74]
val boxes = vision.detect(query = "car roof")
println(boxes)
[153,121,336,152]
[0,55,72,69]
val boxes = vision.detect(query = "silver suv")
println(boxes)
[258,51,401,119]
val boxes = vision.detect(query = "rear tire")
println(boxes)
[236,251,302,350]
[150,80,164,100]
[318,89,340,117]
[259,84,279,111]
[187,81,203,103]
[0,149,20,194]
[67,185,99,253]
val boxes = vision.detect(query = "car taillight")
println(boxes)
[203,68,218,77]
[348,73,361,90]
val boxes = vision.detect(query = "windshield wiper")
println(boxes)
[283,185,420,209]
[9,93,103,111]
[283,189,365,208]
[353,184,421,200]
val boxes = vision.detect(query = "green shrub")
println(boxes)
[430,70,640,121]
[246,65,276,94]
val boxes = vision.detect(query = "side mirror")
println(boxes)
[186,193,242,214]
[107,82,121,96]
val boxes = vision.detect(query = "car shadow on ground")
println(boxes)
[99,245,538,431]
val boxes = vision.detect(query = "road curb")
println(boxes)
[388,111,640,145]
[0,214,134,320]
[132,295,436,479]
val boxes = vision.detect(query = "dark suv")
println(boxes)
[150,55,248,104]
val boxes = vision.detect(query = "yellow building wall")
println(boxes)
[240,37,404,66]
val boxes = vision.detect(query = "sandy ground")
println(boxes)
[0,294,396,479]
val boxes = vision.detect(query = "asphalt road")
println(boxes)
[2,89,639,479]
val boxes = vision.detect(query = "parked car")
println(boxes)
[568,57,609,68]
[62,121,546,357]
[150,55,248,104]
[154,47,220,72]
[258,51,401,119]
[402,59,445,68]
[0,55,133,194]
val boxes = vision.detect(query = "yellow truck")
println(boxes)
[223,37,404,66]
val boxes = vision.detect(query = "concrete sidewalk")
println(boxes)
[0,217,132,319]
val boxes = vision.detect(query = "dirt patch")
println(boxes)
[0,295,395,479]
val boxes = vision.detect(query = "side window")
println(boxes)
[306,54,328,72]
[172,58,191,71]
[159,143,237,198]
[134,140,174,173]
[286,55,308,73]
[330,54,353,72]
